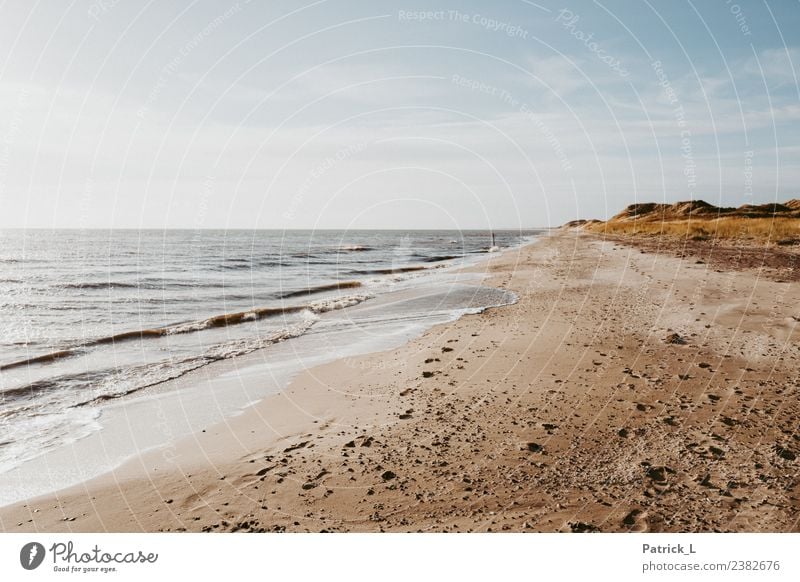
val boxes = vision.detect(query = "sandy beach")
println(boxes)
[2,230,799,533]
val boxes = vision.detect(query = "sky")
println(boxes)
[0,0,798,229]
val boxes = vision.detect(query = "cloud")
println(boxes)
[523,55,589,97]
[743,47,800,89]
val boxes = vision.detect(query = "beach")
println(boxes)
[2,230,799,533]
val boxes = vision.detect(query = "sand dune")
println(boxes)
[570,199,800,245]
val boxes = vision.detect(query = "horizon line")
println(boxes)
[0,226,551,232]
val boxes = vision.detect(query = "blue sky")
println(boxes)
[0,0,798,228]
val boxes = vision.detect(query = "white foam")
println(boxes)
[308,293,373,313]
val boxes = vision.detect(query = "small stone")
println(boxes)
[646,466,671,483]
[569,521,600,533]
[622,509,641,526]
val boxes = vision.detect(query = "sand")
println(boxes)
[2,230,799,533]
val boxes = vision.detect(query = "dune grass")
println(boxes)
[585,216,800,243]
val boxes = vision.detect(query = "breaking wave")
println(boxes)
[0,293,373,372]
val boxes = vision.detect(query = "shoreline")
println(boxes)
[2,230,799,532]
[0,236,530,511]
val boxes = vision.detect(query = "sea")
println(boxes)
[0,229,541,503]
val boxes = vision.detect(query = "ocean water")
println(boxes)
[0,229,540,483]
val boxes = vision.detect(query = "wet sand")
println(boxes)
[2,230,799,532]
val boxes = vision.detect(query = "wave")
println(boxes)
[72,358,217,406]
[0,293,373,371]
[60,281,139,290]
[164,305,309,335]
[339,245,373,252]
[60,279,237,291]
[417,255,460,263]
[74,318,319,407]
[276,280,362,299]
[0,349,79,371]
[215,259,288,271]
[290,246,372,259]
[352,266,428,276]
[0,368,101,400]
[309,294,372,313]
[81,296,373,402]
[136,279,229,289]
[291,259,343,266]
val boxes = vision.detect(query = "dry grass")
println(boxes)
[586,216,800,244]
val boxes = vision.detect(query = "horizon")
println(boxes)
[0,0,798,229]
[4,194,799,233]
[1,226,545,232]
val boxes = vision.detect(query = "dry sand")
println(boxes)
[2,230,799,533]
